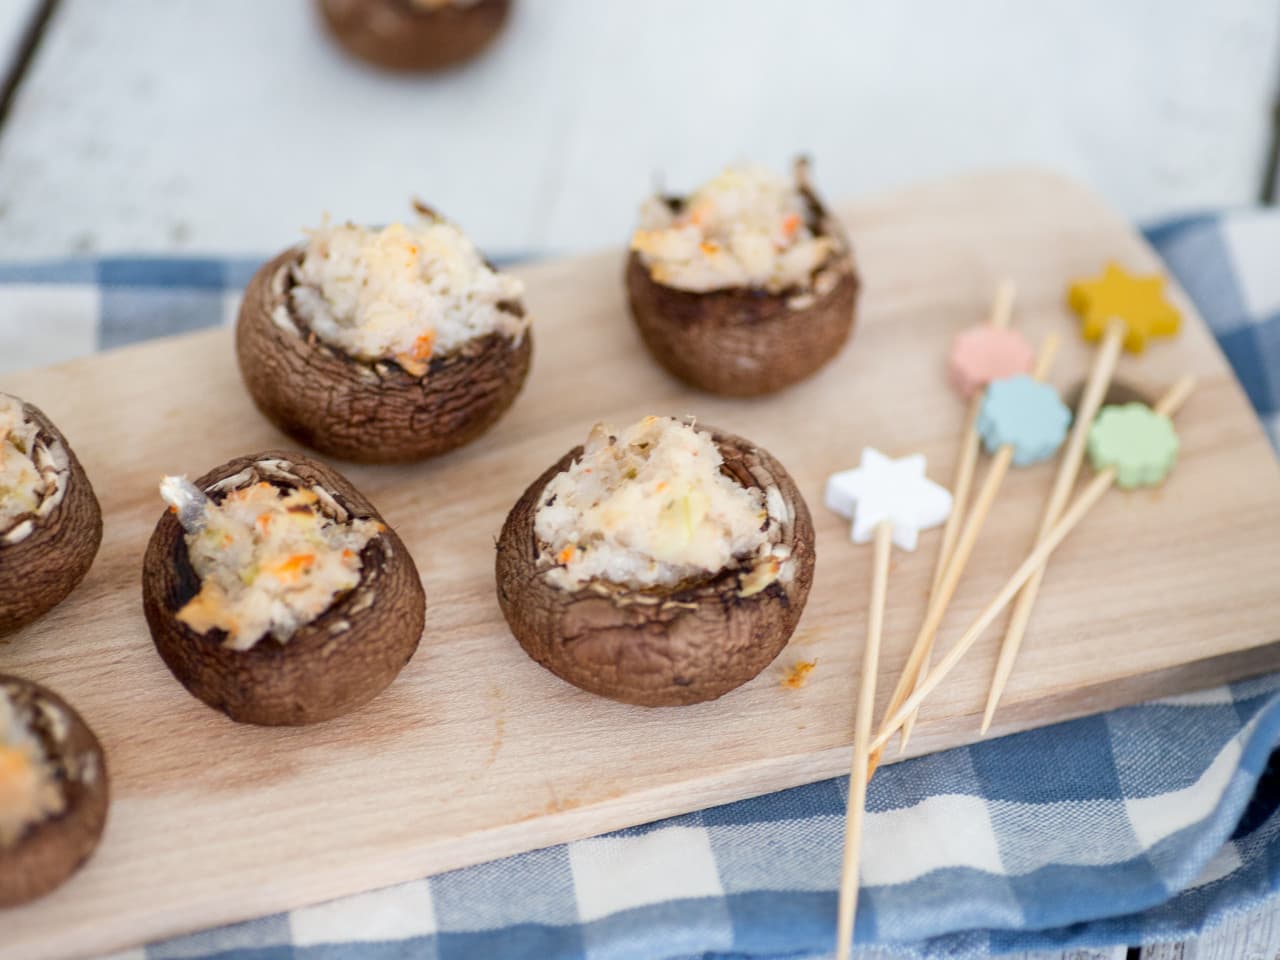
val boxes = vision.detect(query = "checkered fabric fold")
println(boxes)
[1,211,1278,960]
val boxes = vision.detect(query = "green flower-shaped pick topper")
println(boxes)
[1087,403,1180,489]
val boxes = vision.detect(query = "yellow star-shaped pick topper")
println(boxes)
[1067,262,1181,353]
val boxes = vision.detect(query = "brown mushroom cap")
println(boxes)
[0,674,109,908]
[0,398,103,638]
[236,247,532,464]
[625,163,859,397]
[495,427,815,706]
[317,0,512,73]
[141,451,426,726]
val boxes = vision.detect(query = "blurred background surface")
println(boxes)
[0,0,1276,259]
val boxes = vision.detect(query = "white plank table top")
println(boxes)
[0,0,1276,259]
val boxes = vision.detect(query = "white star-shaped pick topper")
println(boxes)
[824,447,953,551]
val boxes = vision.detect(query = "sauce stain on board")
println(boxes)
[781,659,817,690]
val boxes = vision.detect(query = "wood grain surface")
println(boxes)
[2,169,1279,960]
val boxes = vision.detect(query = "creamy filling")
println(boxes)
[0,394,68,542]
[0,690,65,849]
[289,214,526,376]
[630,164,835,294]
[161,479,382,651]
[534,416,778,590]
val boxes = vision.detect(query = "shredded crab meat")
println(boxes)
[161,479,382,651]
[0,395,64,538]
[534,417,778,590]
[289,212,526,376]
[0,690,65,848]
[630,164,835,294]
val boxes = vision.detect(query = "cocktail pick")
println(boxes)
[884,332,1066,755]
[980,263,1182,733]
[861,285,1023,768]
[825,448,951,960]
[870,375,1196,753]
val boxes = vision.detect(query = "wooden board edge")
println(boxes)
[14,635,1279,960]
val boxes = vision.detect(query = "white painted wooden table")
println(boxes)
[0,3,1277,959]
[0,0,1276,260]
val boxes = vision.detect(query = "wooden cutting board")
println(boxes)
[3,169,1280,960]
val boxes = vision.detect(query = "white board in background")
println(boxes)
[0,0,1275,260]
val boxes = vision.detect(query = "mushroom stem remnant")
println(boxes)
[159,476,209,534]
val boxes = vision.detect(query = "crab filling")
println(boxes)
[162,480,381,651]
[0,690,64,848]
[0,395,65,539]
[534,417,780,591]
[630,164,835,294]
[289,213,527,377]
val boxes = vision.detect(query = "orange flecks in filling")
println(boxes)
[412,331,435,360]
[781,659,817,690]
[557,545,576,565]
[0,745,31,784]
[0,745,36,829]
[781,213,801,240]
[269,553,316,583]
[700,240,720,256]
[395,331,436,377]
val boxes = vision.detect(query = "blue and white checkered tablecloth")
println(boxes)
[2,210,1279,960]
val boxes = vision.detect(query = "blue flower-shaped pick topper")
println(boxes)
[977,375,1072,466]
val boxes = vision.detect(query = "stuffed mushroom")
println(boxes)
[0,674,108,907]
[0,393,102,638]
[236,206,531,463]
[626,159,859,396]
[496,416,815,706]
[318,0,512,73]
[142,452,425,726]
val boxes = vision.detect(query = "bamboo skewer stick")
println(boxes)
[933,283,1017,591]
[890,282,1015,751]
[835,519,893,960]
[868,375,1197,753]
[885,332,1060,755]
[980,317,1127,733]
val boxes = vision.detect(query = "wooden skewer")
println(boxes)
[835,519,893,960]
[934,282,1017,590]
[868,375,1197,753]
[980,317,1127,733]
[885,332,1060,755]
[883,282,1015,754]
